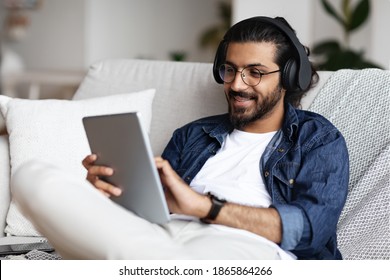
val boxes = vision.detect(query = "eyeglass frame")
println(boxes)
[218,63,281,86]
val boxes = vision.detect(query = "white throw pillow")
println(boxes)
[0,89,155,236]
[0,135,10,237]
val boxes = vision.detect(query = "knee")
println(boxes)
[11,160,59,207]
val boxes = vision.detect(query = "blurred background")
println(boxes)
[0,0,389,100]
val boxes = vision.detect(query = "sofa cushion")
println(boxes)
[0,135,10,237]
[0,89,155,236]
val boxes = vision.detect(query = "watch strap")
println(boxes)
[200,193,226,223]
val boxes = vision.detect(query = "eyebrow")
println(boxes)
[225,61,270,69]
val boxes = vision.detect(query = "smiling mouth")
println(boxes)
[229,92,255,103]
[233,95,252,102]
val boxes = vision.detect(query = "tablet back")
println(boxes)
[83,112,170,224]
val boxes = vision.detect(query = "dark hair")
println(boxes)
[221,17,318,108]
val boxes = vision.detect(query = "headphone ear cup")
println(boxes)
[282,58,298,92]
[213,41,226,84]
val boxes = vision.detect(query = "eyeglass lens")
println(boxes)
[219,64,262,86]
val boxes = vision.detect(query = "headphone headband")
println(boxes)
[213,16,311,92]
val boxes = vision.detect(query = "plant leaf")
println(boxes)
[342,0,351,22]
[314,47,383,70]
[218,1,232,27]
[320,0,346,29]
[354,60,383,69]
[199,27,224,48]
[317,50,359,70]
[349,0,370,32]
[312,40,341,55]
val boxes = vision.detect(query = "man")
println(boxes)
[14,16,349,260]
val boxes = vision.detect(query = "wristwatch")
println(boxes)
[200,193,226,223]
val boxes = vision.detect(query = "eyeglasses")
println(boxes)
[218,64,280,86]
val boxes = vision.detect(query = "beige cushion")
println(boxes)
[0,135,10,237]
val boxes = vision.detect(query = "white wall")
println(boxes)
[3,0,86,71]
[1,0,226,71]
[232,0,313,46]
[84,0,223,66]
[371,0,390,69]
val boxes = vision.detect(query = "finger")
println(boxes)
[86,172,100,185]
[99,189,111,198]
[158,160,181,181]
[95,179,122,196]
[155,159,171,182]
[87,165,114,177]
[85,175,120,197]
[155,158,172,172]
[82,154,97,169]
[85,165,113,186]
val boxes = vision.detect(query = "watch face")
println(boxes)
[211,196,225,206]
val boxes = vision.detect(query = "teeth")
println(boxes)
[233,96,250,102]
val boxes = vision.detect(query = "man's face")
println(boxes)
[223,42,285,131]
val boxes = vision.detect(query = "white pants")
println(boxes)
[11,161,286,260]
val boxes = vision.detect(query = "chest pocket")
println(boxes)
[272,162,300,202]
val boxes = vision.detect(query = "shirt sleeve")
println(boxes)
[272,128,349,255]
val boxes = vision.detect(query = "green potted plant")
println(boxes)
[312,0,382,70]
[198,1,231,51]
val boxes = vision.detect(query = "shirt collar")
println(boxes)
[202,114,233,145]
[282,104,299,141]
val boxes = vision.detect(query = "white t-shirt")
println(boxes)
[191,129,276,207]
[188,129,296,259]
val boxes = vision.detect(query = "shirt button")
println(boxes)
[264,171,270,177]
[186,176,191,182]
[289,179,294,185]
[277,148,285,153]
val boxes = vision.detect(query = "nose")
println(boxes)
[229,70,248,91]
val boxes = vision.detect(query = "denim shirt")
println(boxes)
[161,104,349,260]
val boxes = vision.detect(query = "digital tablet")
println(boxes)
[82,112,170,224]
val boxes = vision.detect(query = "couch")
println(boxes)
[0,59,389,259]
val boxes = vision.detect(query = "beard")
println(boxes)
[227,85,284,130]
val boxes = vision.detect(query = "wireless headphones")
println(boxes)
[213,16,312,92]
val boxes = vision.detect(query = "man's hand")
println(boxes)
[155,157,211,218]
[82,154,122,197]
[154,156,282,243]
